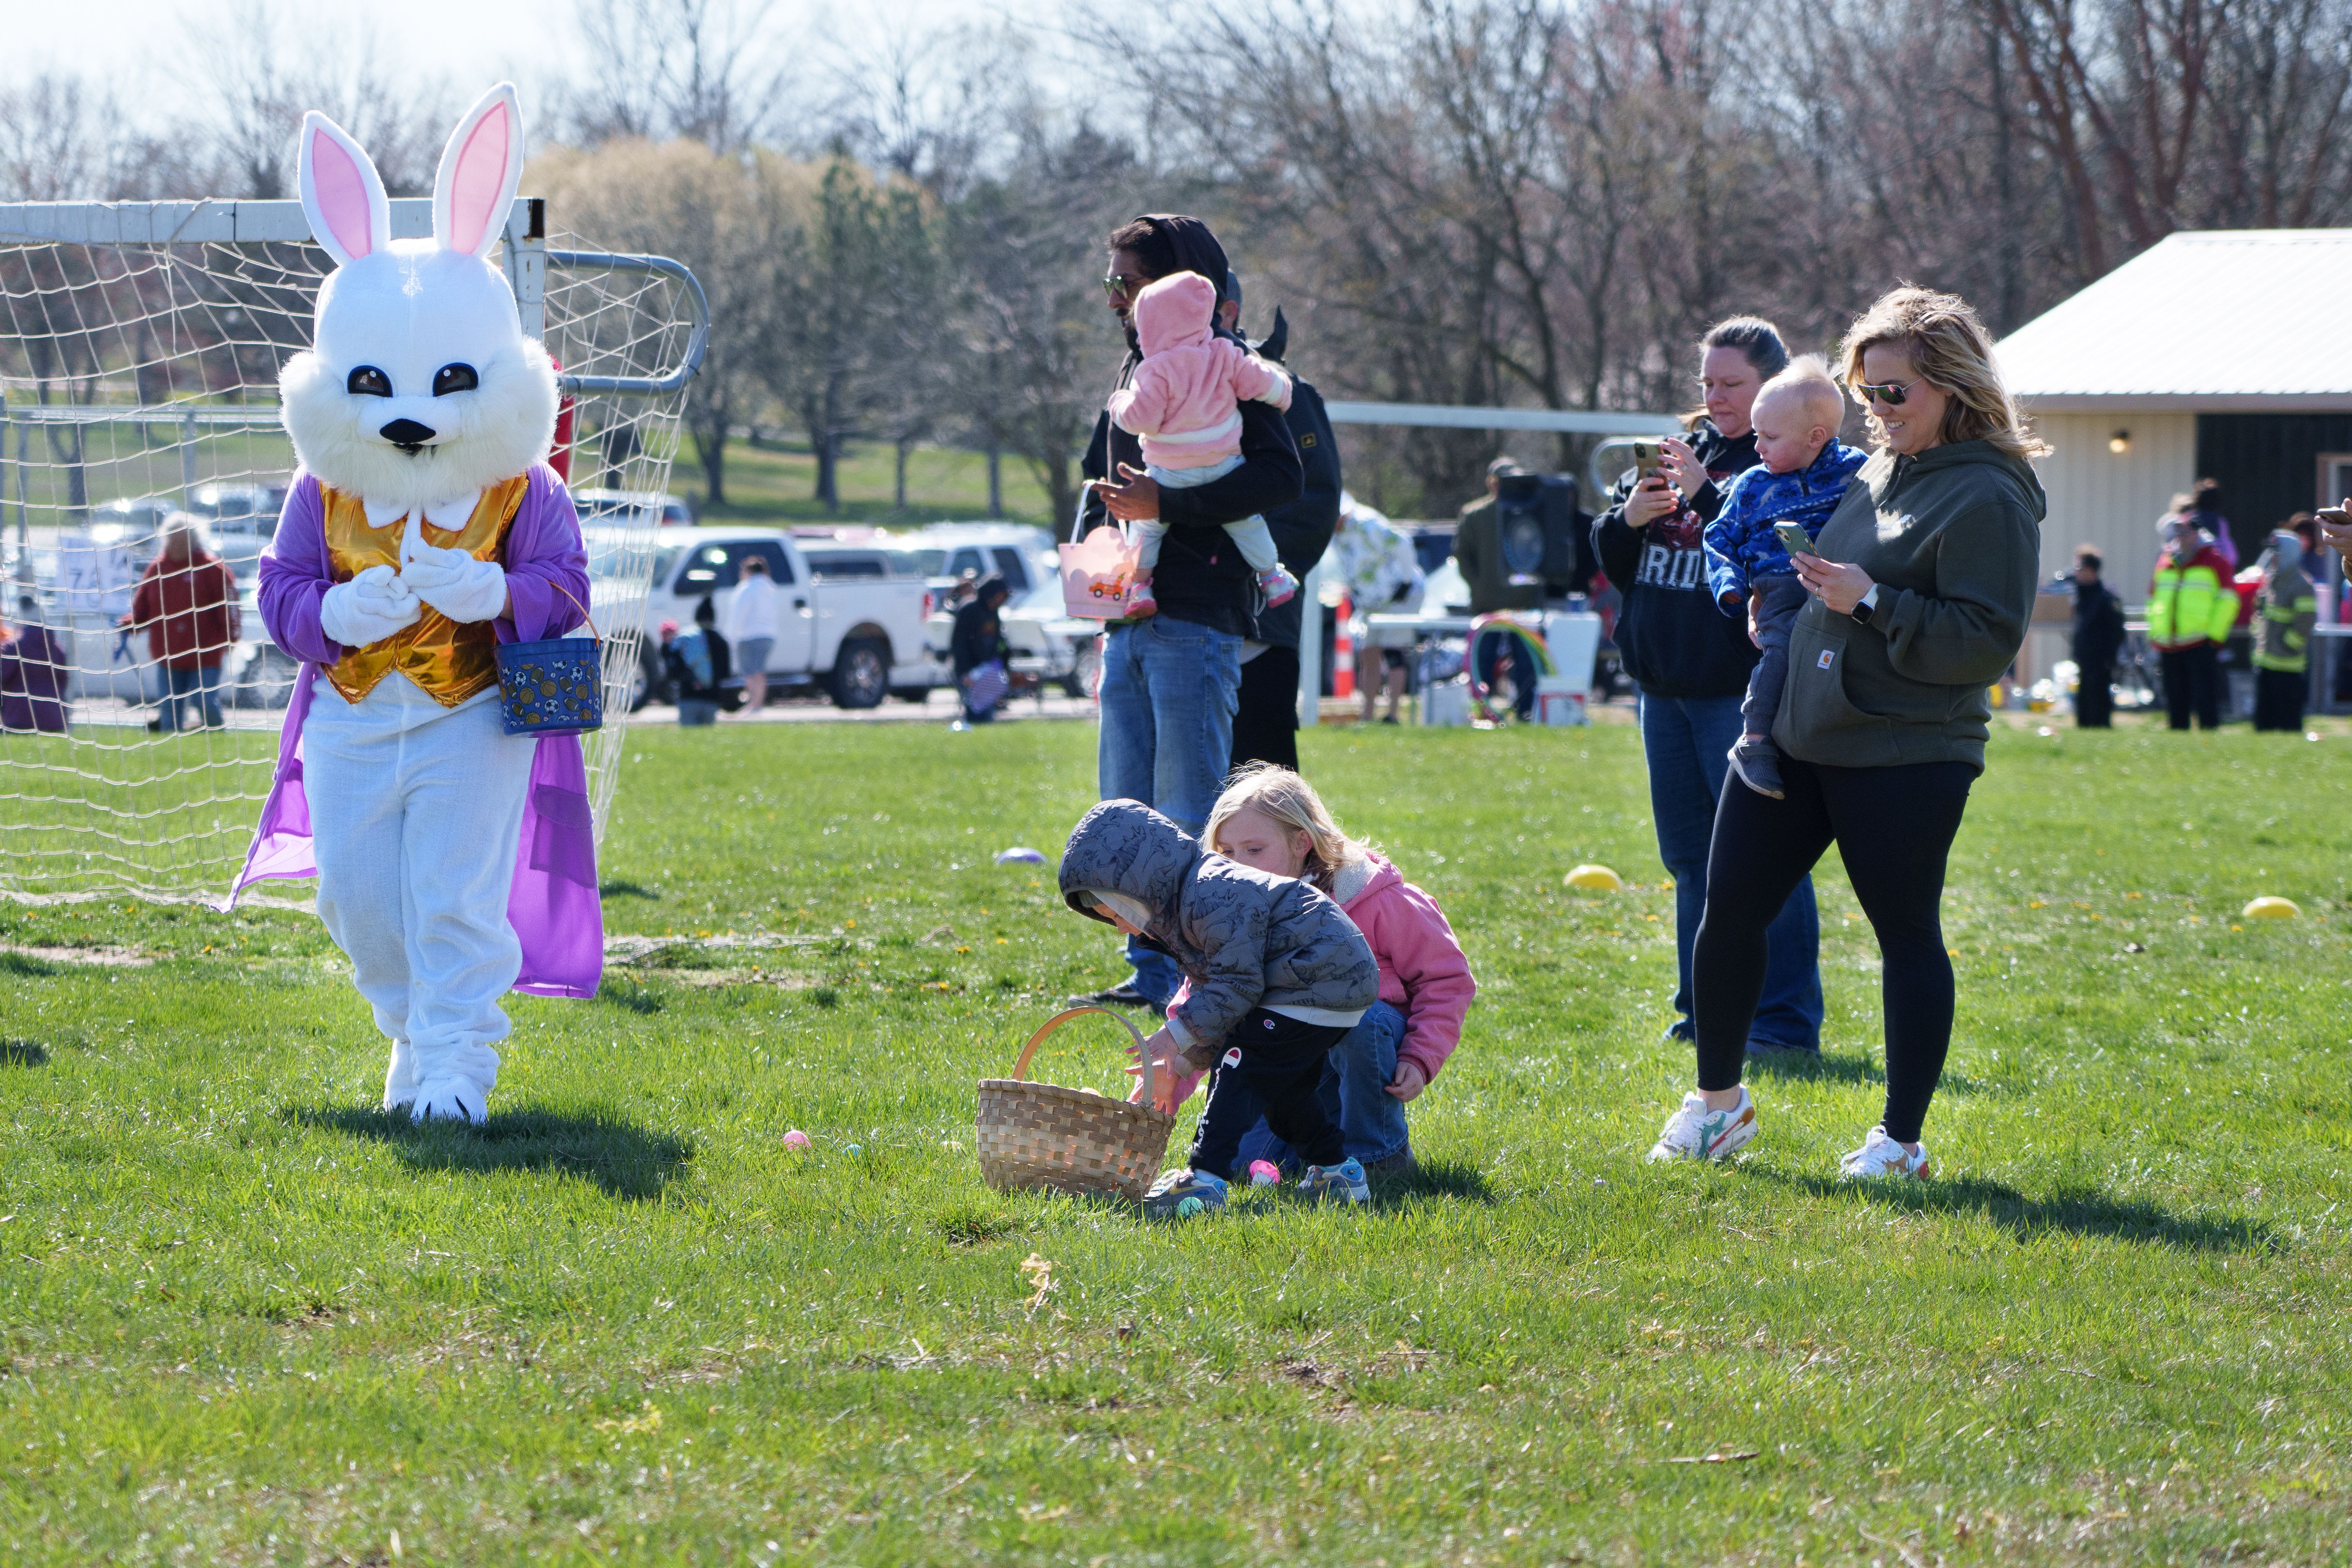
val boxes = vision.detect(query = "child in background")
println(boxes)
[1700,357,1867,800]
[1060,798,1380,1212]
[1203,764,1474,1176]
[1104,271,1299,616]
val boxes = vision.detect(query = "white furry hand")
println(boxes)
[399,543,508,623]
[318,565,422,649]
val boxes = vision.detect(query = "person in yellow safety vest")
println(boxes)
[2147,516,2237,731]
[2251,529,2319,732]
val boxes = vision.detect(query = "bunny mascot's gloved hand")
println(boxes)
[399,520,509,624]
[318,564,423,648]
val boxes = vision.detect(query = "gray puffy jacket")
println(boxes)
[1060,799,1380,1066]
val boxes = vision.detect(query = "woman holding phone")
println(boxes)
[1592,317,1824,1059]
[1649,286,2045,1179]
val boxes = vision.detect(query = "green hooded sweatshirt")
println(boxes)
[1772,439,2045,771]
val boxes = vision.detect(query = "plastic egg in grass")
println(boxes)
[1247,1160,1282,1188]
[2243,896,2300,920]
[781,1129,811,1150]
[1565,864,1625,892]
[1175,1196,1205,1218]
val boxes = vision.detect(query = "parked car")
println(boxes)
[575,488,694,529]
[905,522,1058,596]
[186,482,290,577]
[600,527,936,712]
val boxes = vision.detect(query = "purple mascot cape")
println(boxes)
[228,463,605,998]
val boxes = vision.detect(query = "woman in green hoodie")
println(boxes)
[1648,287,2046,1181]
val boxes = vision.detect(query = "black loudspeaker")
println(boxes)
[1494,473,1593,595]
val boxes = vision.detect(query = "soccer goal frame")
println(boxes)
[0,196,707,903]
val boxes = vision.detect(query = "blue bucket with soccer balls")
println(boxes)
[494,582,604,738]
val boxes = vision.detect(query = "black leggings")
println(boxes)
[1187,1009,1351,1175]
[1693,754,1976,1144]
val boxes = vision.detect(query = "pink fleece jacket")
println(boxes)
[1105,271,1292,470]
[1155,849,1475,1106]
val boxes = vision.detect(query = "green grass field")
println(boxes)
[3,718,2349,1565]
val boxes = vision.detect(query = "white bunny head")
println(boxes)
[280,83,559,513]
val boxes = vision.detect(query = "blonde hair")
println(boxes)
[1754,356,1846,440]
[1204,763,1367,893]
[1836,286,2049,460]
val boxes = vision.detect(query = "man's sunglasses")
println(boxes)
[1102,272,1142,301]
[1855,377,1924,407]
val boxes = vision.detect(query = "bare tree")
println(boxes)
[564,0,785,152]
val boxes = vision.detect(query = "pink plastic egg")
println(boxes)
[782,1129,811,1149]
[1248,1160,1282,1187]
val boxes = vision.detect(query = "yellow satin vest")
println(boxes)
[320,475,530,707]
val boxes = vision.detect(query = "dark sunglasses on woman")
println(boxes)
[1855,378,1923,407]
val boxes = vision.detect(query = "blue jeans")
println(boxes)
[1099,614,1241,1003]
[1638,689,1822,1050]
[160,665,223,731]
[1232,1001,1412,1172]
[1474,627,1537,720]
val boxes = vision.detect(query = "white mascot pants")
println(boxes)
[304,673,537,1118]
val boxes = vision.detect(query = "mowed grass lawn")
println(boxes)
[3,718,2349,1565]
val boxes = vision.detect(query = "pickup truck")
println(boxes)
[587,526,936,710]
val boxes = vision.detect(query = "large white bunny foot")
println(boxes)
[406,1040,501,1127]
[382,1039,420,1112]
[410,1076,490,1126]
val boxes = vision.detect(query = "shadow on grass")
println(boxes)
[597,976,665,1015]
[600,880,661,900]
[287,1105,691,1201]
[1745,1048,1992,1096]
[1,1039,48,1066]
[1760,1168,2274,1253]
[0,952,59,978]
[1373,1157,1497,1210]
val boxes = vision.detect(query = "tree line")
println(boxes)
[4,0,2349,520]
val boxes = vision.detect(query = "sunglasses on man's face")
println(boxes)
[1102,273,1142,302]
[1856,377,1924,407]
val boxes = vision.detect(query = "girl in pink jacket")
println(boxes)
[1104,271,1299,616]
[1192,763,1476,1177]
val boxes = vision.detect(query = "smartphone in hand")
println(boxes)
[1772,521,1816,558]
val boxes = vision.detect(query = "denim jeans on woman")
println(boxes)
[1229,1000,1411,1173]
[1637,689,1821,1050]
[1097,614,1242,1004]
[160,665,224,731]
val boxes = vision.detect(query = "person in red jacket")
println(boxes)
[122,519,240,732]
[1199,762,1477,1178]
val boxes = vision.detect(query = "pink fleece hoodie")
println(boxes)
[1155,849,1475,1106]
[1105,271,1292,470]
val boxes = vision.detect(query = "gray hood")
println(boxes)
[1060,799,1200,928]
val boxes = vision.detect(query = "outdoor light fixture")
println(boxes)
[2109,430,2131,454]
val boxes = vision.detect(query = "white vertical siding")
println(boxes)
[2027,411,2196,605]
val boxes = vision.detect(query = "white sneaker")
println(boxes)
[1839,1125,1929,1180]
[1646,1088,1757,1163]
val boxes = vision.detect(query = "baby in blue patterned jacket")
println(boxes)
[1702,358,1867,799]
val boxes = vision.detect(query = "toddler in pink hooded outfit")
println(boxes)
[1104,271,1300,613]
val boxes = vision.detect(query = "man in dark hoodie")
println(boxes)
[1070,215,1305,1013]
[1590,316,1823,1057]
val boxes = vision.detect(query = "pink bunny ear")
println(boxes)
[297,111,389,267]
[433,83,526,259]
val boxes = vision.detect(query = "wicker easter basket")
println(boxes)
[976,1007,1177,1201]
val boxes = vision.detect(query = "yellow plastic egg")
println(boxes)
[1565,864,1625,892]
[2241,896,2299,920]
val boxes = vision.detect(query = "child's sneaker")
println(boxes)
[1143,1166,1228,1215]
[1838,1126,1929,1181]
[1295,1156,1369,1204]
[1728,736,1785,799]
[1646,1088,1757,1163]
[1256,565,1300,608]
[1124,580,1158,617]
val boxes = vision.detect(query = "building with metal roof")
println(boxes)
[1996,229,2352,603]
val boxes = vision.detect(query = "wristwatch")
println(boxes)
[1850,585,1880,626]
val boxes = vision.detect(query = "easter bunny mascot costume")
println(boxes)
[233,83,603,1124]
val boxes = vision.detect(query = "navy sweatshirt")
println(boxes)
[1590,421,1764,701]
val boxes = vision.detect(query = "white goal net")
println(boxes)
[0,196,702,902]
